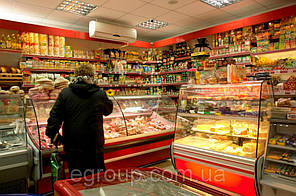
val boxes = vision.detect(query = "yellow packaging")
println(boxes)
[40,46,48,56]
[59,37,65,47]
[34,33,39,44]
[48,46,54,56]
[59,47,65,57]
[48,35,54,47]
[30,45,35,55]
[34,44,40,55]
[54,36,60,47]
[29,32,34,44]
[54,47,59,57]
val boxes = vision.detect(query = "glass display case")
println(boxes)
[26,95,176,152]
[0,94,32,192]
[175,81,273,158]
[54,168,234,196]
[0,95,26,152]
[172,81,273,196]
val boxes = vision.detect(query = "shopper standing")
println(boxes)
[46,64,113,178]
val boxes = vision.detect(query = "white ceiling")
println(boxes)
[0,0,295,42]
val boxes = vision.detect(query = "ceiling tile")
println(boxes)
[156,11,195,25]
[150,0,197,10]
[0,0,15,13]
[222,0,267,17]
[88,7,126,19]
[255,0,296,9]
[14,2,53,18]
[117,14,148,27]
[177,1,216,17]
[132,3,170,18]
[103,0,146,12]
[196,10,236,24]
[46,10,82,24]
[74,16,95,27]
[14,0,62,9]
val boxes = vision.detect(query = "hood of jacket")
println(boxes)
[69,81,100,98]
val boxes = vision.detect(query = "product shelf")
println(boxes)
[22,54,100,62]
[268,144,296,151]
[22,68,74,73]
[274,90,296,96]
[190,127,265,140]
[97,82,187,88]
[142,61,162,64]
[266,158,296,167]
[0,48,22,54]
[269,119,296,124]
[248,68,296,76]
[178,112,259,121]
[174,56,191,61]
[209,51,250,59]
[251,47,296,56]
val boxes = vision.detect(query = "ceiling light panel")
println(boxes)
[200,0,241,8]
[137,19,168,30]
[56,0,97,16]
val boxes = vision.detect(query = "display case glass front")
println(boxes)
[175,81,273,159]
[26,95,176,152]
[105,95,176,141]
[0,95,26,152]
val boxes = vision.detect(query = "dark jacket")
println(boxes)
[45,82,113,153]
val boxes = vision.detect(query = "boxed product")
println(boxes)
[54,36,60,57]
[39,34,48,56]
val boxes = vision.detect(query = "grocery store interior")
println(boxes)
[0,0,296,196]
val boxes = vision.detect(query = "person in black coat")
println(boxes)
[46,64,113,178]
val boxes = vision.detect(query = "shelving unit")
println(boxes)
[97,82,188,88]
[209,51,250,59]
[0,49,22,54]
[266,158,296,167]
[174,56,191,61]
[22,54,100,62]
[178,112,259,121]
[22,68,74,73]
[268,144,296,151]
[251,47,296,56]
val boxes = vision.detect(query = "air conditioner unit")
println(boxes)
[89,21,137,43]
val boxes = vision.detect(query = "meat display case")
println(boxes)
[25,95,176,194]
[54,167,236,196]
[0,94,32,193]
[172,81,273,196]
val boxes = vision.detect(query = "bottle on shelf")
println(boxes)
[0,34,6,49]
[6,35,11,49]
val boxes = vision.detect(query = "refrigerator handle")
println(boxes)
[254,155,264,196]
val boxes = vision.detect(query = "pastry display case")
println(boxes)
[172,81,273,196]
[25,95,176,194]
[0,94,32,192]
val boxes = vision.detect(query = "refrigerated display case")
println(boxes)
[54,167,236,196]
[172,81,273,196]
[26,95,176,194]
[0,94,32,193]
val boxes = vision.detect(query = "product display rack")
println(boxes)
[251,47,296,56]
[209,51,251,60]
[26,95,177,194]
[261,118,296,194]
[172,81,273,196]
[22,54,100,62]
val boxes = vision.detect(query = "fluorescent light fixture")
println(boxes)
[200,0,241,8]
[137,19,168,30]
[56,0,97,16]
